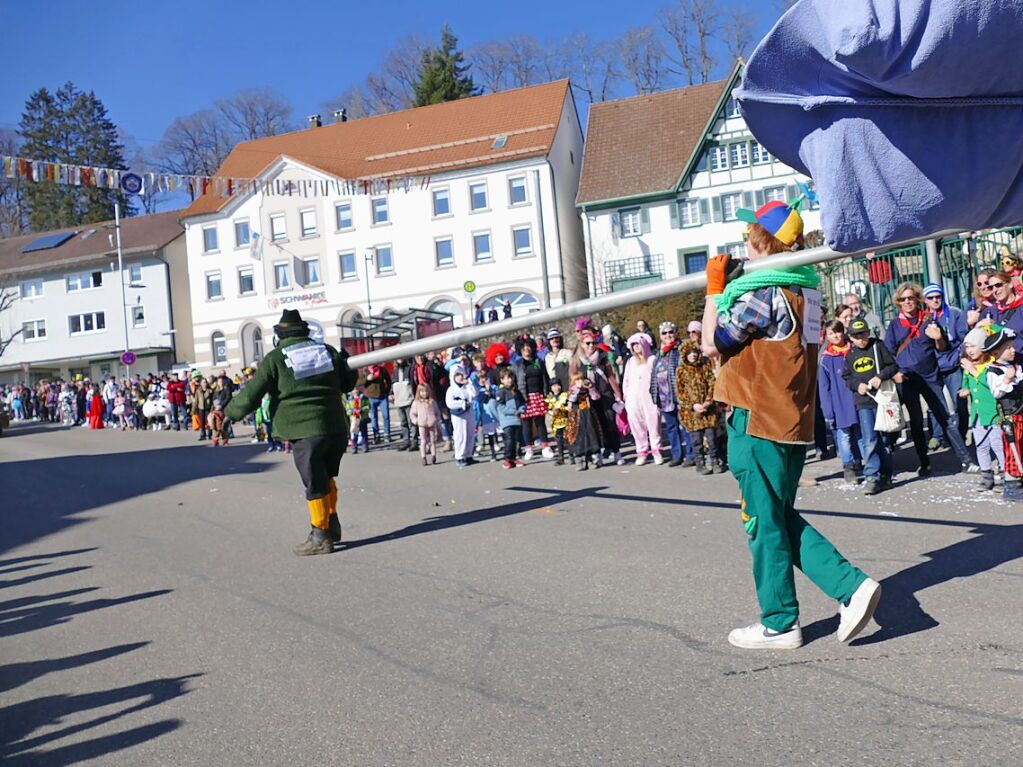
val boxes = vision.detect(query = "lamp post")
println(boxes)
[364,249,374,318]
[107,201,131,377]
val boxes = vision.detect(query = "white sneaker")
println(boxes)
[635,454,648,466]
[523,448,534,462]
[615,451,626,466]
[653,453,665,465]
[541,446,555,460]
[837,578,882,643]
[728,622,803,650]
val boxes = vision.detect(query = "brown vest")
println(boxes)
[714,287,817,444]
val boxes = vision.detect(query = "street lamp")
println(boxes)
[104,202,130,375]
[364,249,375,318]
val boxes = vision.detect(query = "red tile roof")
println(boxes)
[184,80,571,218]
[576,78,730,207]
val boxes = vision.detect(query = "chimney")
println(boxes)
[307,114,322,129]
[333,108,348,124]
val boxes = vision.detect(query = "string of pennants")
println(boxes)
[1,154,431,197]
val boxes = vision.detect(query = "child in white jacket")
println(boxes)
[445,366,478,468]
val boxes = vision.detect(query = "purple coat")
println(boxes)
[819,348,858,430]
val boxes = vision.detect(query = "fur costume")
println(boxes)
[675,341,720,432]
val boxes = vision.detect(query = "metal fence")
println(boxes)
[817,243,927,324]
[938,226,1023,309]
[600,254,665,295]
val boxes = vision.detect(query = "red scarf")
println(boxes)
[660,339,677,355]
[997,293,1023,313]
[898,310,930,339]
[823,342,850,358]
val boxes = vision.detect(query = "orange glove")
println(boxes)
[705,254,732,296]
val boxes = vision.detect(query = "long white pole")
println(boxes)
[114,201,130,375]
[347,229,962,368]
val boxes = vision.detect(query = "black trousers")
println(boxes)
[291,434,345,500]
[503,425,521,460]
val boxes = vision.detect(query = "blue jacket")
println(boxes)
[931,304,968,373]
[648,346,681,408]
[995,300,1023,356]
[494,388,525,428]
[884,314,942,383]
[818,348,858,429]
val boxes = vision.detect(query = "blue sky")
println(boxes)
[1,0,780,155]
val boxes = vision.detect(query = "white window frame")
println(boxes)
[127,264,143,284]
[66,270,103,293]
[211,332,228,365]
[233,218,251,248]
[374,244,394,275]
[202,225,219,253]
[131,304,146,328]
[472,231,493,263]
[301,256,322,286]
[709,146,729,171]
[678,199,702,227]
[764,186,788,204]
[619,208,642,238]
[512,225,533,258]
[721,192,743,222]
[205,271,223,301]
[269,213,287,241]
[335,201,353,231]
[432,188,451,217]
[20,278,44,299]
[68,311,106,336]
[273,261,291,291]
[434,237,455,269]
[751,141,772,165]
[300,208,317,238]
[724,242,748,259]
[729,142,750,169]
[371,197,389,225]
[469,181,489,212]
[238,266,256,295]
[507,176,527,206]
[726,97,742,118]
[22,318,46,341]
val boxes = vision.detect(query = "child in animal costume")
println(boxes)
[567,370,603,471]
[545,379,570,465]
[445,365,478,467]
[701,200,880,650]
[207,402,227,445]
[622,332,663,466]
[959,326,1007,491]
[225,309,358,556]
[675,340,723,475]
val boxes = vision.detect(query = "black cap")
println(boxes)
[982,327,1017,354]
[848,318,870,335]
[274,309,308,335]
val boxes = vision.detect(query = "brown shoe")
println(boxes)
[293,528,333,556]
[327,513,342,544]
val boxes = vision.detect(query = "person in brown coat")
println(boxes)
[675,340,723,475]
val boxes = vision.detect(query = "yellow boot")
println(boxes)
[293,496,333,556]
[327,478,341,544]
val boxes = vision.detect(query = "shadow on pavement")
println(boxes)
[0,444,269,556]
[0,587,172,639]
[0,673,200,767]
[0,642,149,695]
[799,509,1023,645]
[341,485,738,551]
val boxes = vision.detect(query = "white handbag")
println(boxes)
[869,346,905,433]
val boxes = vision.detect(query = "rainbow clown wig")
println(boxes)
[737,200,804,247]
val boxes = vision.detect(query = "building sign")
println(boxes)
[267,291,328,310]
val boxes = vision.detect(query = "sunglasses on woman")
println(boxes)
[989,281,1007,289]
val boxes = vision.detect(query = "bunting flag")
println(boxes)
[0,153,426,199]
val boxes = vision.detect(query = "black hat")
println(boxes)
[274,309,309,336]
[848,318,870,335]
[982,326,1017,354]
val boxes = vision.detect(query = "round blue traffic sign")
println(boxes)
[121,351,137,366]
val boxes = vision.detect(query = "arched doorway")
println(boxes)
[482,290,539,318]
[240,323,264,366]
[429,297,463,327]
[211,331,228,366]
[340,309,366,339]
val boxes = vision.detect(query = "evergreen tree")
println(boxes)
[19,82,132,231]
[412,26,476,107]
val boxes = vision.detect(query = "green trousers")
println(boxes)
[727,408,866,631]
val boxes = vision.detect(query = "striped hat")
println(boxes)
[737,200,803,246]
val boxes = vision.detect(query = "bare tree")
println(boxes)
[689,0,721,83]
[659,3,698,85]
[322,85,375,120]
[468,41,512,93]
[506,35,543,87]
[153,110,234,198]
[541,38,575,82]
[0,285,23,359]
[215,87,294,140]
[722,5,756,63]
[380,35,430,104]
[0,129,28,237]
[569,32,622,103]
[618,26,666,95]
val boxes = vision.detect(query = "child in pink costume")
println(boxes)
[622,332,664,465]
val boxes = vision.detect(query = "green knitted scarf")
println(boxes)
[714,266,821,315]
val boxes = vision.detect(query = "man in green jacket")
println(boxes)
[225,309,358,556]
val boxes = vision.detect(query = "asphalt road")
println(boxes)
[2,422,1022,766]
